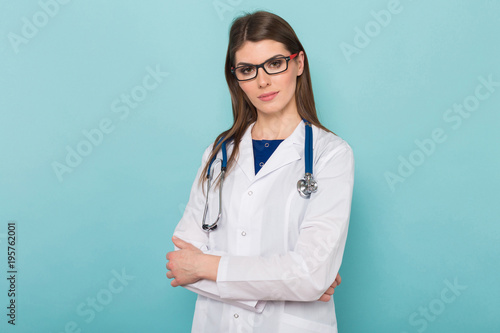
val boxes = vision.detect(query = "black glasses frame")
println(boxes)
[231,53,299,82]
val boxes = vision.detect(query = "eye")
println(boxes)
[267,58,285,69]
[237,66,255,76]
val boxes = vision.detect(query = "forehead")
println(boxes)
[234,40,289,64]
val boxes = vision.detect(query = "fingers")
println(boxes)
[172,236,186,247]
[335,273,342,286]
[167,241,181,286]
[328,273,342,289]
[166,256,174,279]
[166,251,177,260]
[166,268,179,287]
[318,274,342,302]
[324,286,335,295]
[318,294,331,302]
[318,285,337,302]
[167,237,198,287]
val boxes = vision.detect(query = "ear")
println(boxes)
[296,51,305,76]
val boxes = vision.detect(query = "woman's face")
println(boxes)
[234,39,304,118]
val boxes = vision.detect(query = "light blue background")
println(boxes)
[1,1,499,332]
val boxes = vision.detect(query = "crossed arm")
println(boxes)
[166,140,352,306]
[166,236,342,303]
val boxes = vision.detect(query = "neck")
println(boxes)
[251,112,302,140]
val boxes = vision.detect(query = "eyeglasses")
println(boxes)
[231,53,299,81]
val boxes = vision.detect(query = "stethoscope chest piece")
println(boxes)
[202,119,319,230]
[297,172,318,198]
[297,119,317,198]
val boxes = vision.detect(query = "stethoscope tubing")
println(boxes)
[202,120,317,231]
[304,119,313,174]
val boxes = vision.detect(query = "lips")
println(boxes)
[258,91,279,101]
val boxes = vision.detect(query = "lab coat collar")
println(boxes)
[236,120,309,183]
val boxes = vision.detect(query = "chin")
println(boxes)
[256,106,282,115]
[254,100,281,112]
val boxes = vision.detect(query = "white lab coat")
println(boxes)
[173,121,354,333]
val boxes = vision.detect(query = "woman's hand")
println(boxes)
[318,273,342,302]
[166,236,204,287]
[166,236,221,287]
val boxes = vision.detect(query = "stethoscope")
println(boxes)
[202,119,317,231]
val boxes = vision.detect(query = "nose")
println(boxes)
[256,66,271,88]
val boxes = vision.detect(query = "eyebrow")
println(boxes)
[235,54,285,67]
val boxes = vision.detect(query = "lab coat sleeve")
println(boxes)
[216,140,355,302]
[172,145,266,313]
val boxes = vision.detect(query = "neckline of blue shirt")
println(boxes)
[252,139,284,174]
[252,139,284,147]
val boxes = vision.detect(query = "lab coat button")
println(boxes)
[234,313,239,318]
[248,191,253,196]
[259,162,264,167]
[241,231,246,236]
[264,143,270,148]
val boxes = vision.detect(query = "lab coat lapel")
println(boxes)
[235,121,306,183]
[254,121,303,182]
[235,123,258,182]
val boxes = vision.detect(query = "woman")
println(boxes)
[166,11,354,333]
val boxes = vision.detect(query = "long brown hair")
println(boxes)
[199,11,332,186]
